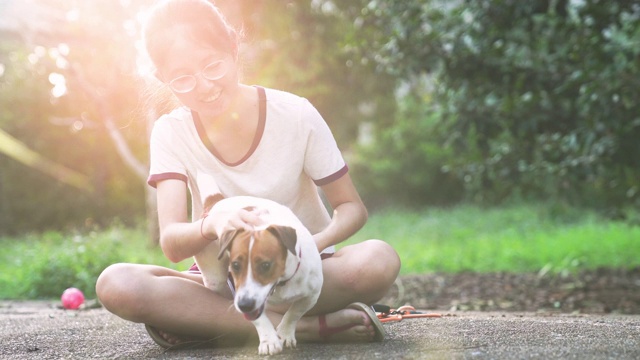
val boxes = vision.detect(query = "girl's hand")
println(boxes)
[206,207,268,239]
[228,209,264,231]
[226,207,267,231]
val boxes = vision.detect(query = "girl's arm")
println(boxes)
[155,179,211,263]
[155,179,262,262]
[314,172,368,252]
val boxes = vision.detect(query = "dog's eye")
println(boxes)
[231,261,241,273]
[258,262,272,273]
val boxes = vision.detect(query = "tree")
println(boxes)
[1,0,393,235]
[0,0,152,236]
[0,127,92,192]
[337,0,640,211]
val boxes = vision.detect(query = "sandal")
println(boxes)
[144,324,215,350]
[318,302,386,342]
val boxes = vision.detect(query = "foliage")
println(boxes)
[351,92,463,208]
[0,225,189,299]
[240,1,397,145]
[0,0,398,235]
[1,203,638,299]
[338,0,640,211]
[0,2,149,235]
[5,0,640,237]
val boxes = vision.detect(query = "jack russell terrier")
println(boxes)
[194,195,323,356]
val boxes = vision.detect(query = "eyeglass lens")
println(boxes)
[169,60,227,93]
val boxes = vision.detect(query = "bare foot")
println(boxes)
[297,308,377,342]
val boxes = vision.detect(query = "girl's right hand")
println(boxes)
[226,207,268,231]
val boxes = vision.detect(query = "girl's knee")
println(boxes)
[361,239,401,277]
[361,241,401,301]
[337,240,400,296]
[96,263,149,320]
[96,263,128,299]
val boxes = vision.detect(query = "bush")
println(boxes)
[341,0,640,211]
[0,226,186,300]
[438,0,640,209]
[351,93,464,208]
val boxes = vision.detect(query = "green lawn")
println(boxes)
[1,203,639,299]
[342,203,640,275]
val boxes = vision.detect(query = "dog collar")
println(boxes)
[270,248,302,295]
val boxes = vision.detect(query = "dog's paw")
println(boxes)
[258,335,283,355]
[277,326,297,349]
[281,335,297,349]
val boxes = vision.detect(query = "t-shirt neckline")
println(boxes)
[191,86,266,167]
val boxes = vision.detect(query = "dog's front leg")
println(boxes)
[193,245,229,294]
[277,294,319,349]
[253,314,282,355]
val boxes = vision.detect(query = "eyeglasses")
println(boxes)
[167,60,229,94]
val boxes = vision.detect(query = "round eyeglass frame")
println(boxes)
[167,59,229,94]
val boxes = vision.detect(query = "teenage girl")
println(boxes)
[96,0,400,347]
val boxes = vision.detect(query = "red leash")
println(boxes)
[374,305,442,323]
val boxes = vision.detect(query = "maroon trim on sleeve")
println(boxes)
[147,172,188,188]
[313,164,349,186]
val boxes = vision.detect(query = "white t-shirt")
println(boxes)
[147,86,347,251]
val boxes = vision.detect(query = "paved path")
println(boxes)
[1,301,639,359]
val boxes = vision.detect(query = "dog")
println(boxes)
[193,195,323,355]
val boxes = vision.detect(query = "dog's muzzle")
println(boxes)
[238,297,265,321]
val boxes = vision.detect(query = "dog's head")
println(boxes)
[217,224,298,321]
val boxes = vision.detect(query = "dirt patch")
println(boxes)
[382,267,640,314]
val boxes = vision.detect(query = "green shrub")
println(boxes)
[0,226,188,300]
[341,0,640,211]
[351,94,464,208]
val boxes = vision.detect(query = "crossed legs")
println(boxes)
[96,239,400,346]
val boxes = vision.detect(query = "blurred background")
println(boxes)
[1,0,639,237]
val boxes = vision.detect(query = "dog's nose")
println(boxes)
[237,297,256,313]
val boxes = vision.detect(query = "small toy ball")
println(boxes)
[61,287,85,310]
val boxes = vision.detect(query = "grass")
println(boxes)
[1,202,639,300]
[341,202,640,275]
[0,226,192,300]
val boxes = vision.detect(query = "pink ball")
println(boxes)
[61,287,85,310]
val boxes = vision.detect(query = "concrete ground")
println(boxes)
[1,301,639,359]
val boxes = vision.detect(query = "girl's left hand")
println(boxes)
[225,207,268,231]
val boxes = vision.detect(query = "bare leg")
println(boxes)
[296,239,401,342]
[96,239,400,345]
[310,240,400,314]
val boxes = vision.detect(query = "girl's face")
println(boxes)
[158,38,239,118]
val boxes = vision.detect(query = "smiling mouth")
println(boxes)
[203,89,222,103]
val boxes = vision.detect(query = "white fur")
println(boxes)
[193,195,323,356]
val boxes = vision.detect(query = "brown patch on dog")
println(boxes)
[265,225,297,255]
[222,227,295,289]
[250,229,289,286]
[203,193,225,215]
[218,228,242,260]
[225,230,252,290]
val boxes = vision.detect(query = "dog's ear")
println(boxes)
[217,228,243,260]
[266,225,297,256]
